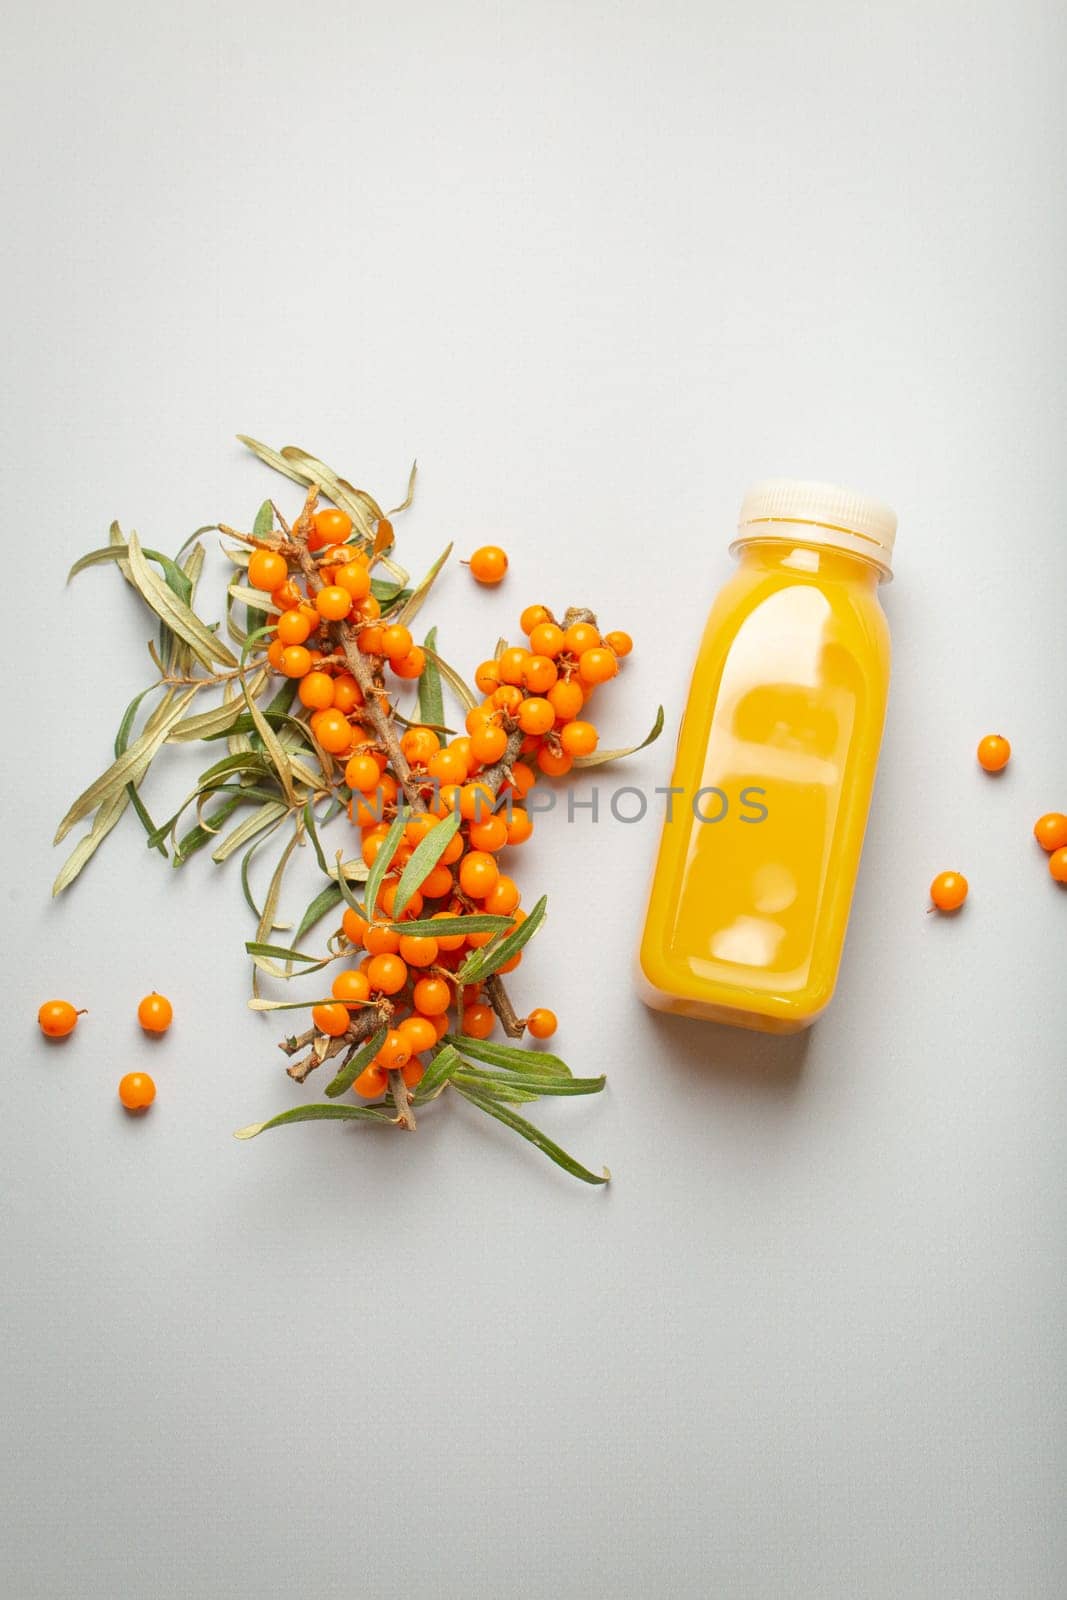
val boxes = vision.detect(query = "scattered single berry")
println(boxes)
[976,733,1011,772]
[929,871,968,912]
[137,992,173,1033]
[526,1008,558,1039]
[1049,847,1067,885]
[118,1072,156,1111]
[38,1000,84,1038]
[468,546,508,585]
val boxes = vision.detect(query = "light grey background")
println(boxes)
[2,3,1065,1597]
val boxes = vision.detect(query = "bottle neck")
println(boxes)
[733,537,883,589]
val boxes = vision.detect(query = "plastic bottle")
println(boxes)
[637,480,896,1032]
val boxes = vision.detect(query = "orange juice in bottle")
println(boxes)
[637,481,896,1032]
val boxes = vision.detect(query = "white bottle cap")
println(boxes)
[732,479,898,579]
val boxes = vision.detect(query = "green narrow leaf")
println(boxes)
[67,543,193,598]
[324,1026,389,1098]
[235,1102,397,1139]
[293,884,343,947]
[393,543,453,629]
[443,1034,572,1079]
[51,786,131,895]
[386,459,418,516]
[416,625,444,728]
[456,894,548,984]
[390,808,460,919]
[210,800,287,864]
[453,1086,609,1185]
[173,795,245,864]
[412,1043,462,1100]
[423,648,477,713]
[381,913,511,938]
[54,689,196,844]
[253,499,275,538]
[126,531,238,669]
[453,1068,606,1098]
[361,806,409,920]
[242,669,297,807]
[113,684,168,857]
[167,671,269,742]
[572,705,665,768]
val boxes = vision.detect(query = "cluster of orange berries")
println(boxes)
[294,602,631,1099]
[247,509,429,758]
[36,993,174,1110]
[928,735,1067,911]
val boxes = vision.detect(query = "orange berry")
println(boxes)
[345,753,382,793]
[428,747,469,785]
[398,933,438,968]
[604,629,633,657]
[562,622,600,656]
[507,760,536,797]
[271,579,303,612]
[401,726,441,766]
[498,647,530,686]
[529,622,565,658]
[312,1002,351,1037]
[298,670,335,710]
[248,549,288,590]
[315,585,352,622]
[492,685,524,715]
[1033,813,1067,853]
[439,830,465,864]
[420,863,454,899]
[331,969,371,1005]
[363,923,401,956]
[401,1057,426,1088]
[37,999,83,1038]
[484,874,520,916]
[469,545,508,584]
[413,976,451,1016]
[430,911,466,952]
[331,675,363,714]
[1049,847,1067,885]
[137,992,173,1033]
[547,679,584,721]
[537,746,573,777]
[280,644,312,679]
[520,604,551,635]
[523,654,558,694]
[454,781,493,823]
[312,508,353,546]
[381,624,413,662]
[378,881,422,923]
[377,1029,412,1071]
[526,1008,557,1039]
[462,1003,495,1039]
[468,813,508,852]
[353,1064,388,1099]
[118,1072,155,1110]
[390,646,426,680]
[366,953,408,995]
[474,659,502,694]
[465,703,494,735]
[517,696,555,736]
[315,709,353,754]
[929,871,968,912]
[267,637,288,671]
[429,783,464,817]
[342,908,369,946]
[470,722,508,764]
[350,787,391,828]
[398,1016,437,1055]
[358,623,386,655]
[976,733,1011,772]
[459,850,499,899]
[505,807,533,845]
[335,561,371,601]
[276,607,313,645]
[578,646,618,685]
[560,720,598,757]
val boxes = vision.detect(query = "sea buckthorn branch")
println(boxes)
[55,437,660,1182]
